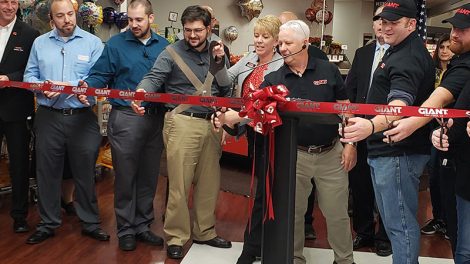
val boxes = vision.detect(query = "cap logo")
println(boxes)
[384,2,400,9]
[456,8,470,16]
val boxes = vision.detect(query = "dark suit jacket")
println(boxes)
[0,20,40,122]
[344,41,376,103]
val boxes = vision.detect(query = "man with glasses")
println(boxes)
[79,0,169,251]
[0,0,39,233]
[23,0,109,244]
[132,5,231,260]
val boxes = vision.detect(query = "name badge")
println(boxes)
[77,55,90,62]
[13,46,23,52]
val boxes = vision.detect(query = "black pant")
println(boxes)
[240,131,268,258]
[107,108,164,237]
[34,107,102,233]
[349,142,388,242]
[439,155,457,255]
[428,147,444,219]
[0,118,31,221]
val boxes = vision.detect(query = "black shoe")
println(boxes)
[81,228,110,241]
[13,220,30,233]
[26,231,54,244]
[167,245,183,259]
[119,234,136,251]
[61,199,76,216]
[375,241,392,257]
[353,235,373,250]
[236,252,256,264]
[305,224,317,240]
[421,218,446,235]
[193,236,232,248]
[136,231,163,246]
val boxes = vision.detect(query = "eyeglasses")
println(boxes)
[183,27,207,35]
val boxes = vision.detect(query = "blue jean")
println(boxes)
[456,195,470,264]
[368,154,429,264]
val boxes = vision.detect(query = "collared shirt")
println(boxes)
[24,26,103,109]
[367,31,435,157]
[0,17,16,62]
[138,39,231,113]
[85,29,169,107]
[369,42,390,88]
[261,55,347,146]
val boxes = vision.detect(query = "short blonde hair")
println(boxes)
[254,15,282,40]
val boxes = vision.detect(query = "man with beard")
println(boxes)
[78,0,169,251]
[341,0,436,263]
[23,0,109,244]
[132,5,232,259]
[379,3,470,255]
[0,0,39,233]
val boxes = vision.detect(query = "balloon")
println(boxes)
[71,0,78,12]
[237,0,263,21]
[114,12,128,29]
[18,0,34,10]
[305,8,316,23]
[78,2,102,27]
[224,26,239,42]
[315,10,333,25]
[102,7,116,25]
[113,0,125,5]
[35,1,50,23]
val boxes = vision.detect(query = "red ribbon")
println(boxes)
[2,81,470,119]
[239,84,290,223]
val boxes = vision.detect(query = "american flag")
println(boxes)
[416,0,427,42]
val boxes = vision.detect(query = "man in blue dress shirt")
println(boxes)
[23,0,109,244]
[81,0,169,251]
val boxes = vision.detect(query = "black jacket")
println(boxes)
[0,20,40,122]
[344,41,375,104]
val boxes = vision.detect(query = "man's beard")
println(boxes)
[185,38,206,49]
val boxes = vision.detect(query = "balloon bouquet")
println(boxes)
[78,0,103,34]
[305,0,333,25]
[237,0,263,21]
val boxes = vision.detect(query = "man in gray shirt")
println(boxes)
[133,5,231,260]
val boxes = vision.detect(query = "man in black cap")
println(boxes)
[341,0,435,263]
[380,2,470,256]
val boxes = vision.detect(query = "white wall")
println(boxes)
[148,0,334,54]
[332,0,374,61]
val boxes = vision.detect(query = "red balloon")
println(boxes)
[305,8,316,23]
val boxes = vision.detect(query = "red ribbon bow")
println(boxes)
[239,84,289,135]
[239,84,289,226]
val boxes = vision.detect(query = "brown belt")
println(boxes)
[297,140,336,154]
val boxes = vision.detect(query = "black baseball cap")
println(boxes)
[374,0,417,21]
[442,4,470,29]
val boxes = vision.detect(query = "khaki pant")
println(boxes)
[163,113,222,246]
[294,141,354,264]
